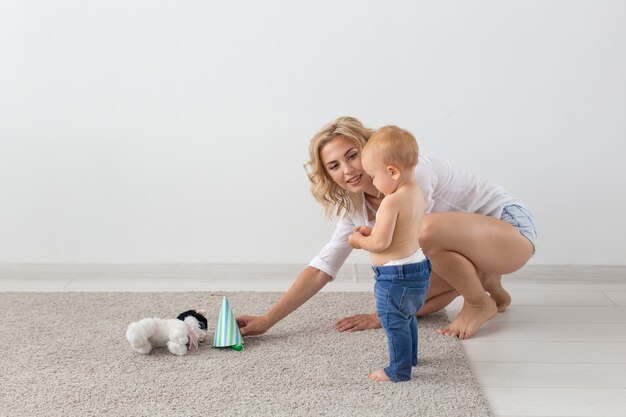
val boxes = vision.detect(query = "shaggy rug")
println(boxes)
[0,292,492,416]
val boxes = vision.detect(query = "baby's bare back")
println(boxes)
[370,184,425,266]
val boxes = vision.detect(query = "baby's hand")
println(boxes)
[348,231,362,249]
[355,226,372,237]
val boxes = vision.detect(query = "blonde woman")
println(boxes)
[236,116,536,340]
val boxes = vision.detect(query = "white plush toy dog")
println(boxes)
[126,309,208,356]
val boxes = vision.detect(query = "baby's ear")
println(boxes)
[387,165,401,179]
[197,309,207,318]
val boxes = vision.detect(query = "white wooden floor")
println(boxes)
[1,264,625,417]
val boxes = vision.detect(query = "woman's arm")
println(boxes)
[236,266,332,336]
[237,211,355,336]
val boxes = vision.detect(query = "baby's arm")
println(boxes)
[350,197,399,253]
[348,226,370,249]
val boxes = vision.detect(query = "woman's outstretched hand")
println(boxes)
[236,315,270,337]
[335,313,381,332]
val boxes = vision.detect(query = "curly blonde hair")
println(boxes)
[304,116,374,218]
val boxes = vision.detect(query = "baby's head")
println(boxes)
[361,125,419,195]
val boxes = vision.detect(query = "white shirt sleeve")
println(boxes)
[308,214,356,280]
[415,155,437,214]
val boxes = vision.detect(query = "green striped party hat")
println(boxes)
[213,296,243,350]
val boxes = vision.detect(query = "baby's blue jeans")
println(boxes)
[373,259,431,382]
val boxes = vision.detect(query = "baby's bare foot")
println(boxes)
[438,296,497,340]
[368,369,391,382]
[482,274,511,312]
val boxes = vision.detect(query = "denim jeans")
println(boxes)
[373,259,431,382]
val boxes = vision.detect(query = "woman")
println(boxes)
[237,116,536,340]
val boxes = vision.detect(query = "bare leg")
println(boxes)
[336,272,458,331]
[421,271,510,315]
[481,273,511,312]
[419,213,533,339]
[428,250,498,339]
[417,271,459,316]
[417,289,459,316]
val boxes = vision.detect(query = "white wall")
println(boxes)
[1,1,625,264]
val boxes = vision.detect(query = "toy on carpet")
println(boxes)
[126,309,208,356]
[213,296,244,351]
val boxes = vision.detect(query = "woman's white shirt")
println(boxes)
[308,155,524,280]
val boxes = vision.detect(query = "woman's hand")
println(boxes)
[334,313,381,332]
[236,314,271,337]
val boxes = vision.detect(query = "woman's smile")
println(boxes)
[347,174,362,186]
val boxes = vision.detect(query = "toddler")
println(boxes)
[348,125,431,383]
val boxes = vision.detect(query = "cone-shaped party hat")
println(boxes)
[213,296,243,351]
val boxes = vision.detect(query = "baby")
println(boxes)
[348,125,431,383]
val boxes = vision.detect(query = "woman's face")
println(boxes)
[319,136,371,193]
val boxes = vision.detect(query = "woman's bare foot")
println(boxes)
[335,313,381,332]
[368,369,391,382]
[438,295,498,339]
[481,274,512,312]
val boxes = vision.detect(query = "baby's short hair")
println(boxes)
[363,125,419,169]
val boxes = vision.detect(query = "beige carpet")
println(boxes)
[0,292,492,417]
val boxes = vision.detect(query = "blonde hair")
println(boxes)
[363,125,419,169]
[304,116,374,219]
